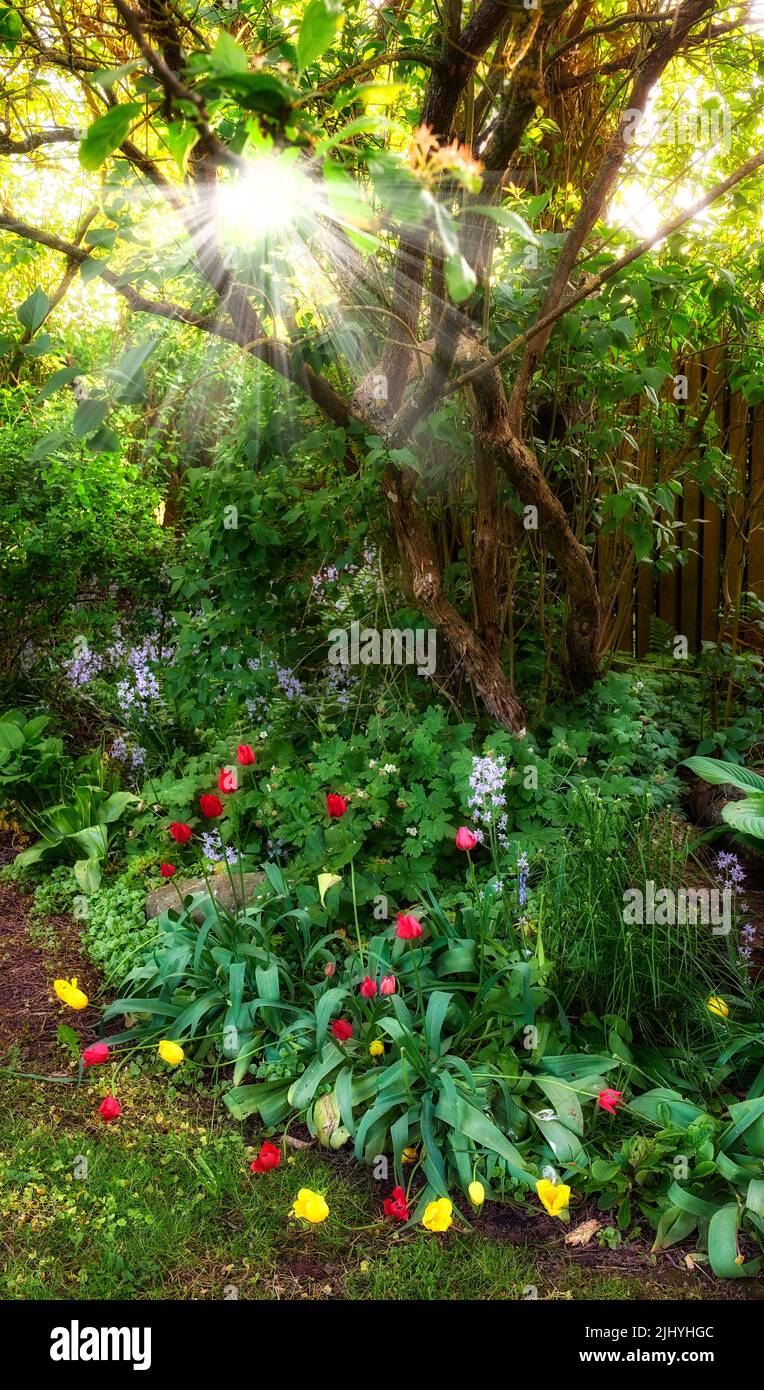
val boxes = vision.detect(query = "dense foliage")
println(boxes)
[2,0,764,1290]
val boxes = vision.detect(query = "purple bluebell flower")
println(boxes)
[466,752,509,847]
[517,851,529,907]
[276,667,304,701]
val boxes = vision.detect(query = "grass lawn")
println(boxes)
[0,1070,745,1302]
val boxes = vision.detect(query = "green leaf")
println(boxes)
[625,520,652,563]
[209,31,249,75]
[424,992,452,1059]
[224,1081,291,1125]
[445,253,477,303]
[434,1092,533,1187]
[323,157,379,254]
[73,396,109,439]
[708,1203,761,1278]
[0,5,23,49]
[298,0,344,70]
[289,1042,343,1110]
[627,1088,707,1130]
[79,103,141,171]
[468,205,539,243]
[722,798,764,841]
[74,858,102,894]
[16,288,50,333]
[29,429,69,462]
[651,1204,697,1252]
[0,722,24,752]
[89,59,143,90]
[20,333,52,357]
[80,256,107,284]
[746,1178,764,1217]
[35,366,82,402]
[108,338,157,403]
[536,1077,584,1136]
[102,997,184,1021]
[86,425,120,454]
[166,120,199,173]
[722,1097,764,1155]
[57,1023,81,1057]
[684,757,764,795]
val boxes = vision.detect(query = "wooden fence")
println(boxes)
[598,347,764,657]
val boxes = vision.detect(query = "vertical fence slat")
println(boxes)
[748,401,764,600]
[601,346,760,659]
[680,356,702,651]
[700,349,724,643]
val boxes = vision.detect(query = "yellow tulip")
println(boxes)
[292,1187,329,1223]
[422,1197,452,1232]
[157,1039,185,1066]
[369,1039,384,1057]
[402,1146,419,1164]
[536,1178,570,1218]
[707,995,729,1019]
[317,872,341,907]
[468,1180,485,1207]
[53,977,88,1010]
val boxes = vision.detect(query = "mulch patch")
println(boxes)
[0,845,100,1068]
[480,1198,764,1299]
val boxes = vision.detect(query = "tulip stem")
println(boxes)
[349,857,364,969]
[409,942,425,1018]
[0,1066,76,1084]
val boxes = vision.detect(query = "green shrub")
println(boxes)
[0,708,71,812]
[0,396,167,704]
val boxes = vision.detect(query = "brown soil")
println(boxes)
[479,1197,764,1299]
[0,843,101,1068]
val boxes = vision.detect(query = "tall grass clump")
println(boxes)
[538,795,749,1047]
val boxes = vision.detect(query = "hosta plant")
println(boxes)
[14,784,138,891]
[685,756,764,850]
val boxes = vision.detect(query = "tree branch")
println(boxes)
[0,210,351,425]
[447,147,764,399]
[0,127,82,155]
[507,0,717,427]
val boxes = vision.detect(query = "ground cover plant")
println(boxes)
[1,0,764,1310]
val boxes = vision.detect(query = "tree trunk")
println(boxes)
[466,348,602,690]
[385,464,525,731]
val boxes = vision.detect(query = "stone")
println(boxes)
[145,871,265,922]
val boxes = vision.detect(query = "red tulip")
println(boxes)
[326,793,347,819]
[359,975,377,999]
[237,744,256,765]
[160,862,176,878]
[168,822,192,844]
[396,912,422,940]
[455,826,478,851]
[598,1088,624,1116]
[82,1042,109,1067]
[331,1019,353,1042]
[384,1186,409,1221]
[199,793,223,818]
[380,975,397,995]
[324,961,336,978]
[218,767,237,793]
[98,1094,121,1122]
[250,1140,281,1173]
